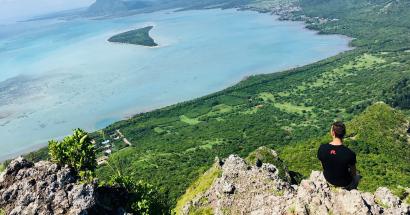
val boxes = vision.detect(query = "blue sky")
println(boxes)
[0,0,95,22]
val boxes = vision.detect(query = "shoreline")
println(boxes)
[101,8,354,126]
[0,142,49,162]
[107,40,162,49]
[0,7,354,163]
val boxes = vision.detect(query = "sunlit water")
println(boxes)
[0,9,351,160]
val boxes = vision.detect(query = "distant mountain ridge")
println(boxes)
[86,0,133,16]
[85,0,301,17]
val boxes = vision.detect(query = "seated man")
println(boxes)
[317,121,360,190]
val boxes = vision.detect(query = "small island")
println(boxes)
[108,26,158,47]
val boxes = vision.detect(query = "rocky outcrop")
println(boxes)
[0,157,128,215]
[181,150,409,215]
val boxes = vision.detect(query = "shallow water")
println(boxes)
[0,9,350,160]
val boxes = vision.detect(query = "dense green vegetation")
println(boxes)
[94,0,410,207]
[6,0,410,210]
[95,51,410,205]
[279,103,410,192]
[108,26,158,47]
[103,174,169,214]
[390,78,410,109]
[46,129,169,214]
[24,147,49,163]
[297,0,410,51]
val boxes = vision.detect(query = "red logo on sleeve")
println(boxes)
[330,150,336,155]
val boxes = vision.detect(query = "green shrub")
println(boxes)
[48,129,97,181]
[107,174,169,214]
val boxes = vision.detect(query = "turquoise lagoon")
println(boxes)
[0,9,350,160]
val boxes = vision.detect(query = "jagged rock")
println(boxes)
[245,146,292,183]
[256,159,263,168]
[0,157,130,215]
[181,151,410,215]
[222,182,235,194]
[214,157,224,167]
[4,157,33,175]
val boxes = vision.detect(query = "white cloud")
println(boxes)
[0,0,95,22]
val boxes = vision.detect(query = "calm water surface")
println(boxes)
[0,9,350,160]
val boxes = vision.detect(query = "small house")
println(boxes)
[104,149,112,156]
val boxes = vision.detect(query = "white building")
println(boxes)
[104,149,112,156]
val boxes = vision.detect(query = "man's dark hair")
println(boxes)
[332,121,346,139]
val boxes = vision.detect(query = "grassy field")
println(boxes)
[180,115,201,125]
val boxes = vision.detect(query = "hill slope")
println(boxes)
[279,103,410,192]
[91,0,410,205]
